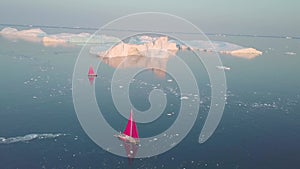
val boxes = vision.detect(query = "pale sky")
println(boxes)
[0,0,299,36]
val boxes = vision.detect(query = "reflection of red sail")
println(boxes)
[122,141,138,164]
[123,110,139,139]
[88,77,95,85]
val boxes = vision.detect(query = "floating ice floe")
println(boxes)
[0,133,66,144]
[251,102,277,109]
[216,66,231,70]
[285,52,296,55]
[167,113,172,116]
[180,96,189,100]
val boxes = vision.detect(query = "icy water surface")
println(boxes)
[0,32,299,169]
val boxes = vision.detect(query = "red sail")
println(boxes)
[88,65,95,75]
[123,111,133,137]
[131,121,139,139]
[123,110,139,139]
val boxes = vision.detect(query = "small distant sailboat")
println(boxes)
[88,65,97,85]
[114,110,140,145]
[88,65,97,77]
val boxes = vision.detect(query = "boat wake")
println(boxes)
[0,133,67,144]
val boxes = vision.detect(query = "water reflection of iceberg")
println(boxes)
[100,55,168,78]
[0,133,66,144]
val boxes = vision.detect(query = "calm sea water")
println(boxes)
[0,32,299,169]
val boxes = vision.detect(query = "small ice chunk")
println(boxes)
[216,66,231,70]
[33,96,37,99]
[167,79,173,82]
[180,96,189,100]
[285,52,296,55]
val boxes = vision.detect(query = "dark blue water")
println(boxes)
[0,33,299,169]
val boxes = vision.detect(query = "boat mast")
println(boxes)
[130,109,133,137]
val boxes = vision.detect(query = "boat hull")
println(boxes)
[114,133,139,145]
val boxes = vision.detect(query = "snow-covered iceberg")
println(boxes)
[0,27,262,58]
[91,36,178,58]
[91,35,262,59]
[220,48,262,59]
[0,27,46,43]
[171,39,262,58]
[0,27,120,47]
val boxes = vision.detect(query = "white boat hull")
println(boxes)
[114,133,139,145]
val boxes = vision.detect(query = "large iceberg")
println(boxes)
[0,27,46,43]
[0,27,120,47]
[0,27,262,58]
[90,35,262,59]
[90,36,178,58]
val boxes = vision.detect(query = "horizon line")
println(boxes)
[0,23,299,40]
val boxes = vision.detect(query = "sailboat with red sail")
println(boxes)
[114,110,140,145]
[88,65,97,76]
[88,65,97,85]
